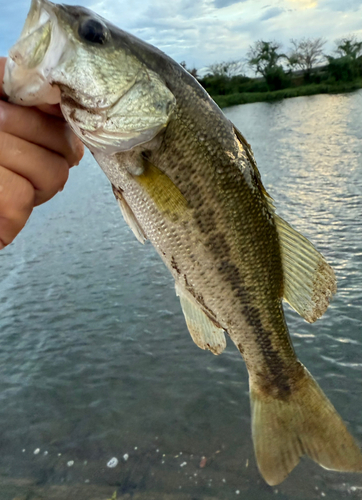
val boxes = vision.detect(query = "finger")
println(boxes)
[0,131,69,205]
[0,100,83,167]
[36,103,64,117]
[0,57,6,98]
[0,57,83,163]
[0,165,34,248]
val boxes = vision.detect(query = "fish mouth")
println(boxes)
[4,0,65,105]
[4,0,176,153]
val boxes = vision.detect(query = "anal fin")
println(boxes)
[176,285,226,355]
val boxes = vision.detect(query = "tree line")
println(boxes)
[181,36,362,98]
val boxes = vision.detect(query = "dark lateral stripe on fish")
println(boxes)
[215,252,295,400]
[240,308,297,400]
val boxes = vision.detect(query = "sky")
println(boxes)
[1,0,362,74]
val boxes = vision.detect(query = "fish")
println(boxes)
[4,0,362,485]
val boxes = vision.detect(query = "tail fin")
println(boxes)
[250,366,362,485]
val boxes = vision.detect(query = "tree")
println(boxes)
[207,60,245,78]
[180,61,198,79]
[247,40,289,90]
[335,36,362,60]
[288,37,326,73]
[247,41,283,77]
[326,36,362,81]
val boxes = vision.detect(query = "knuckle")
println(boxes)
[0,174,34,247]
[0,229,15,248]
[46,156,69,197]
[0,213,30,247]
[56,157,70,190]
[72,138,84,165]
[66,128,84,166]
[3,181,33,219]
[12,176,35,214]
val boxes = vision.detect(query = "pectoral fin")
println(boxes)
[274,214,337,323]
[112,185,147,244]
[134,157,189,222]
[176,285,226,355]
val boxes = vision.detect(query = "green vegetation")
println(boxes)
[188,36,362,108]
[247,40,290,91]
[213,80,362,108]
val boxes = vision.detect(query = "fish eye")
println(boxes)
[78,18,108,44]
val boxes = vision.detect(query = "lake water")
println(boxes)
[0,91,362,500]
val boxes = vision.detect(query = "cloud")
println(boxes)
[214,0,247,8]
[319,0,361,12]
[287,0,317,8]
[2,0,362,72]
[259,7,284,21]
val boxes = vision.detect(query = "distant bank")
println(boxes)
[211,79,362,108]
[192,37,362,109]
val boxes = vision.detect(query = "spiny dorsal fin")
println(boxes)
[176,285,226,355]
[112,185,147,244]
[233,125,273,202]
[274,214,337,323]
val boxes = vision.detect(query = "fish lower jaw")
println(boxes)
[4,58,61,105]
[4,2,67,106]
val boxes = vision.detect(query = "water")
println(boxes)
[0,91,362,499]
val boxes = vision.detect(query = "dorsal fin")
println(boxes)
[233,125,273,201]
[275,214,337,323]
[233,125,336,323]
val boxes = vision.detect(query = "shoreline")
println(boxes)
[210,79,362,108]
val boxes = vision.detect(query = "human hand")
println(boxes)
[0,56,84,249]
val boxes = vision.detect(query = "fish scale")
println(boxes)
[103,102,313,392]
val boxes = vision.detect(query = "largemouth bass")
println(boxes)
[4,0,362,485]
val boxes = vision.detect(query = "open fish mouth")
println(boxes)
[4,0,176,153]
[4,0,66,106]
